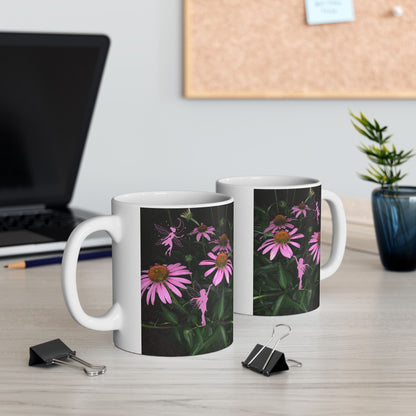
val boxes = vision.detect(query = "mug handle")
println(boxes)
[61,216,123,331]
[321,190,347,280]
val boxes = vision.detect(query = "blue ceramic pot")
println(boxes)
[372,187,416,271]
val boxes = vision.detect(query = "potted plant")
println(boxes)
[350,111,416,271]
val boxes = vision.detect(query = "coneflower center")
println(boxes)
[148,265,169,282]
[317,232,321,245]
[273,215,287,226]
[216,252,228,268]
[274,231,290,245]
[198,224,208,232]
[219,233,229,246]
[299,203,306,209]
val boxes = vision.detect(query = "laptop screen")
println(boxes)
[0,33,109,208]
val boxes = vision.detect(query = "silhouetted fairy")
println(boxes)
[189,283,213,327]
[314,201,320,224]
[294,256,309,290]
[154,218,185,256]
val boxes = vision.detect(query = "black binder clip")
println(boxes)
[242,324,302,377]
[29,338,106,376]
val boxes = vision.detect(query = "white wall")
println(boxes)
[2,0,415,214]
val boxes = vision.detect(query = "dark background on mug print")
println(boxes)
[140,205,233,356]
[253,186,321,316]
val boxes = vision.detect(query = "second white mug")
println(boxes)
[216,176,347,316]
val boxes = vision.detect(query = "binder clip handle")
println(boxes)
[287,359,302,367]
[242,324,302,376]
[52,354,106,377]
[29,339,106,377]
[247,324,292,371]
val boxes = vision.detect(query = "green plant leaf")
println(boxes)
[271,296,285,315]
[277,261,289,289]
[294,289,313,310]
[172,328,182,344]
[194,327,203,344]
[352,123,374,141]
[219,325,228,347]
[192,327,223,355]
[351,110,415,190]
[258,263,278,273]
[183,329,193,349]
[161,306,179,325]
[254,206,266,214]
[359,112,372,127]
[281,294,306,314]
[215,289,225,320]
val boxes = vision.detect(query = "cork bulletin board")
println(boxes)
[184,0,416,98]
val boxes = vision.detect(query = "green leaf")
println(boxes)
[194,327,203,344]
[277,261,288,289]
[281,294,306,314]
[255,275,279,291]
[294,289,313,310]
[189,314,198,326]
[271,296,285,315]
[191,342,202,356]
[349,110,366,125]
[357,173,379,184]
[254,205,266,214]
[266,203,278,216]
[192,327,223,355]
[359,112,372,127]
[219,325,228,347]
[258,263,278,273]
[183,329,193,349]
[161,306,178,325]
[352,123,374,141]
[215,289,225,320]
[351,110,415,190]
[172,328,182,343]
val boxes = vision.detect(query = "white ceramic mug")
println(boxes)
[216,176,346,316]
[62,191,234,356]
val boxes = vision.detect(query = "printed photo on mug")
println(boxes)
[253,186,321,316]
[140,205,233,356]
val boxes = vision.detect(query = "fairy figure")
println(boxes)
[294,256,309,290]
[154,218,185,256]
[314,201,320,224]
[189,283,212,327]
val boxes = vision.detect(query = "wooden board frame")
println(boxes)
[184,0,416,99]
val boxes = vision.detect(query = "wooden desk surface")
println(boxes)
[1,248,415,415]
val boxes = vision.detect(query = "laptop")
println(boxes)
[0,32,111,257]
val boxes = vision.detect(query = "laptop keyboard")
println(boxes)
[0,211,83,232]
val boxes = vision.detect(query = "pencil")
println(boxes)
[4,249,112,269]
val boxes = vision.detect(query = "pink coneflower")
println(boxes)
[199,252,233,286]
[211,233,232,253]
[309,232,321,264]
[190,223,216,242]
[257,228,304,260]
[141,263,191,305]
[263,214,295,234]
[291,202,310,218]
